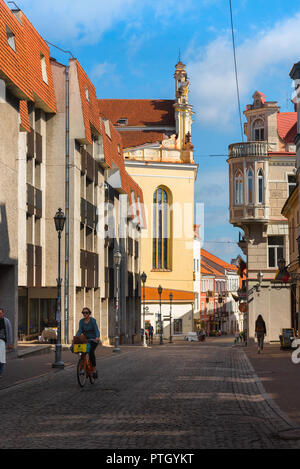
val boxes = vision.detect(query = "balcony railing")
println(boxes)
[228,141,268,158]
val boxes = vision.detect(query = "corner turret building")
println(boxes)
[227,91,296,343]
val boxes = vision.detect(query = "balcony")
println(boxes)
[228,141,268,158]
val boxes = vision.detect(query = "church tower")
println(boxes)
[174,61,193,154]
[98,63,198,337]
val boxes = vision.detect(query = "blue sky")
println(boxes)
[11,0,300,262]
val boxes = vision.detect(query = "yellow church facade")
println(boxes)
[99,62,198,337]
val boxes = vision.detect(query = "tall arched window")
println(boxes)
[247,168,253,204]
[234,171,243,205]
[258,169,264,204]
[252,119,265,141]
[153,187,171,269]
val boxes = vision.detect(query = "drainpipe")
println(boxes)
[64,61,70,344]
[44,42,74,344]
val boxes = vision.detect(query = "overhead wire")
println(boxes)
[229,0,244,142]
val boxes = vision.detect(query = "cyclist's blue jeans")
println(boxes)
[88,340,99,367]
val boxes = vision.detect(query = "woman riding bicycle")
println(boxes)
[75,308,100,378]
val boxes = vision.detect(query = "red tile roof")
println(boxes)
[75,59,101,144]
[100,118,145,225]
[255,91,266,104]
[277,112,297,143]
[201,249,238,272]
[120,130,166,149]
[200,262,215,275]
[98,99,176,128]
[144,286,194,302]
[0,1,56,113]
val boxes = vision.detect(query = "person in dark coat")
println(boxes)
[255,314,266,354]
[0,308,13,378]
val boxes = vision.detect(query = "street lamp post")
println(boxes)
[158,285,163,345]
[52,208,66,369]
[141,272,147,347]
[169,292,173,343]
[113,250,122,353]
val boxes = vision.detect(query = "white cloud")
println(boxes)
[188,12,300,128]
[203,238,243,263]
[196,168,228,207]
[14,0,197,46]
[16,0,139,45]
[90,62,116,80]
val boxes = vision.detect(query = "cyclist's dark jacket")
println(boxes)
[76,317,100,340]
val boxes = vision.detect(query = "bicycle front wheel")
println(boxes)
[77,356,87,387]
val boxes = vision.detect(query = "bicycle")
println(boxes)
[73,341,96,387]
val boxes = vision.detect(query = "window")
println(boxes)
[103,119,111,138]
[6,26,16,51]
[247,168,253,204]
[85,87,89,102]
[288,175,296,196]
[258,169,264,204]
[234,171,243,205]
[40,54,48,84]
[252,119,265,141]
[152,187,171,270]
[173,319,182,334]
[117,118,128,126]
[268,236,284,268]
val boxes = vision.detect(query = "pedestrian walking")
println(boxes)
[0,308,13,378]
[255,315,266,354]
[148,324,154,345]
[235,330,240,344]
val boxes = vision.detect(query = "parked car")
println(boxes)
[184,332,199,342]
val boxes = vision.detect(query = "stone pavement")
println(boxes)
[2,336,300,448]
[244,340,300,427]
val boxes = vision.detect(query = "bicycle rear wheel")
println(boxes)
[87,355,95,385]
[77,356,87,387]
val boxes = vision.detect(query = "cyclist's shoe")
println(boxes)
[93,371,98,379]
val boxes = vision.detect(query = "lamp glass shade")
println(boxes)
[169,293,173,301]
[54,208,66,232]
[141,272,147,284]
[257,271,263,283]
[158,285,163,296]
[114,250,122,267]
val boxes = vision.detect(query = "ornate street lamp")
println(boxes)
[141,272,147,347]
[158,285,163,345]
[52,208,66,369]
[257,271,264,286]
[169,292,173,344]
[113,250,122,353]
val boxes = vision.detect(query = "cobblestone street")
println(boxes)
[1,337,300,449]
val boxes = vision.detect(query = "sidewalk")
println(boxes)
[1,342,116,390]
[244,341,300,426]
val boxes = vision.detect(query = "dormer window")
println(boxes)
[40,54,48,84]
[6,26,16,52]
[85,87,89,102]
[103,119,111,138]
[117,118,128,126]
